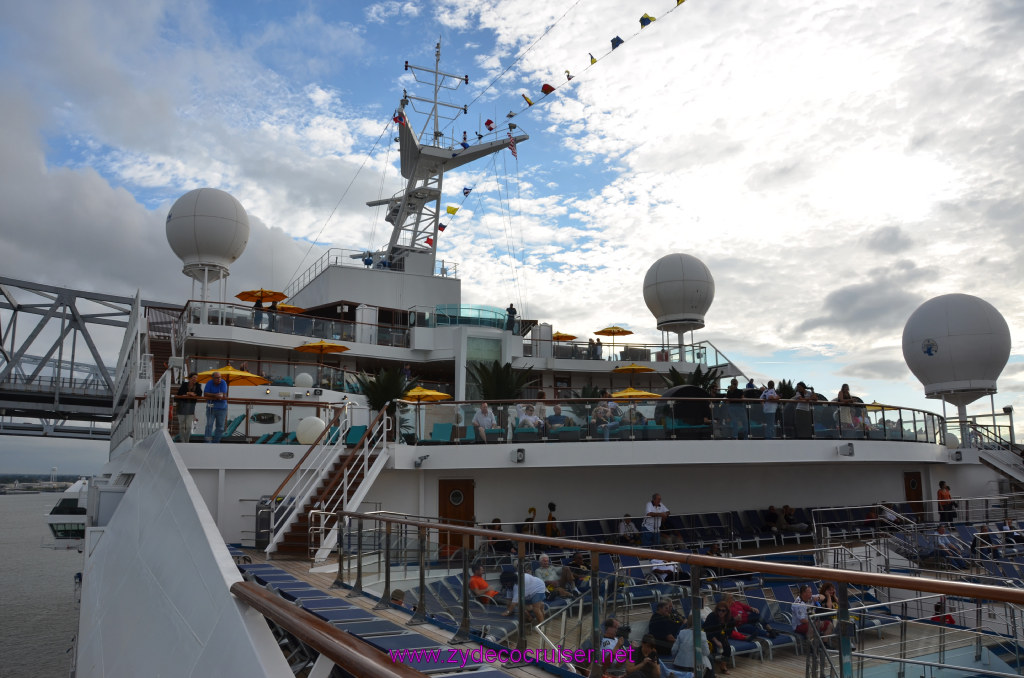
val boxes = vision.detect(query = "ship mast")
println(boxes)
[367,41,528,276]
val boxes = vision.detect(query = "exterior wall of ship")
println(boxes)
[77,431,290,677]
[288,265,461,311]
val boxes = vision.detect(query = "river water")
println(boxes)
[0,493,81,678]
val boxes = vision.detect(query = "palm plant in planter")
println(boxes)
[354,367,419,441]
[466,360,536,400]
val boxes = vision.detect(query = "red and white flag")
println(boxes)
[485,119,495,131]
[507,132,517,158]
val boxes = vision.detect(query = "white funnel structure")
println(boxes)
[642,253,715,334]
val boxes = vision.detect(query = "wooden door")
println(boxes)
[438,478,475,555]
[903,471,924,520]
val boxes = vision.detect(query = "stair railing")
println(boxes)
[264,402,354,555]
[305,406,392,558]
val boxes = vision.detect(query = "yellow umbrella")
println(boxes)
[552,332,577,342]
[610,387,660,399]
[613,362,656,387]
[294,341,350,386]
[294,340,349,356]
[235,289,288,303]
[866,401,887,411]
[613,363,655,374]
[195,365,269,386]
[276,304,305,314]
[595,325,634,355]
[403,386,452,402]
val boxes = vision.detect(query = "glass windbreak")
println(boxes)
[396,398,944,445]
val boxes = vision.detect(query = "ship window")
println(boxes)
[49,523,86,539]
[113,473,135,487]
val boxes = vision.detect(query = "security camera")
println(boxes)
[414,454,430,468]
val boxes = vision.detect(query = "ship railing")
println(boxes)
[396,397,945,445]
[112,291,143,411]
[132,369,173,442]
[229,579,428,678]
[515,332,735,368]
[182,353,451,398]
[303,408,392,561]
[262,402,356,556]
[178,299,412,349]
[283,247,460,298]
[332,510,1024,678]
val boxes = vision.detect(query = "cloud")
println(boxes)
[795,262,930,336]
[365,2,421,24]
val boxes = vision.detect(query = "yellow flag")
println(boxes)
[676,0,686,4]
[446,206,459,215]
[522,93,534,106]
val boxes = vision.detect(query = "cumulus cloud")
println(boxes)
[0,0,1022,429]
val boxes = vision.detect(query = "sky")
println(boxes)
[1,0,1023,472]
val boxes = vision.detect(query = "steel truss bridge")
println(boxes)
[0,276,174,440]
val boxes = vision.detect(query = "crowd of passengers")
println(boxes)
[466,380,910,443]
[395,547,939,678]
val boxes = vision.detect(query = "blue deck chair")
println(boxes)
[262,431,284,445]
[222,414,245,437]
[276,431,297,445]
[553,425,581,441]
[643,423,666,440]
[418,422,453,445]
[512,427,539,442]
[344,425,367,447]
[252,433,271,444]
[457,426,475,443]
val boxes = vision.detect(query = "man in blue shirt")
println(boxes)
[203,372,229,443]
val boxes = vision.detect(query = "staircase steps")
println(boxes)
[275,451,379,556]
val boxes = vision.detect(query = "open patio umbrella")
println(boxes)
[275,304,305,314]
[403,386,452,402]
[403,387,452,440]
[613,362,656,387]
[610,387,660,399]
[551,332,577,342]
[294,340,350,386]
[235,289,288,303]
[595,325,634,357]
[195,365,269,386]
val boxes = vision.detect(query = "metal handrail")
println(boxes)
[229,581,425,678]
[339,510,1024,604]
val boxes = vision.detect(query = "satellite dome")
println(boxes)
[902,294,1011,406]
[166,188,249,282]
[642,253,715,333]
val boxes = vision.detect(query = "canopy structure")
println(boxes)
[552,332,577,342]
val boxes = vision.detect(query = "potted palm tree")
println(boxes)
[354,367,419,442]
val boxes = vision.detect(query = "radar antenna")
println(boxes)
[366,40,528,275]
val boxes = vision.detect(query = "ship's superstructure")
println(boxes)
[61,45,1024,678]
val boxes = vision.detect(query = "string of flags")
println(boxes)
[400,0,691,250]
[492,1,690,130]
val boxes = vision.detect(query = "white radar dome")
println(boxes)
[295,373,314,388]
[902,294,1011,406]
[166,188,249,282]
[642,253,715,333]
